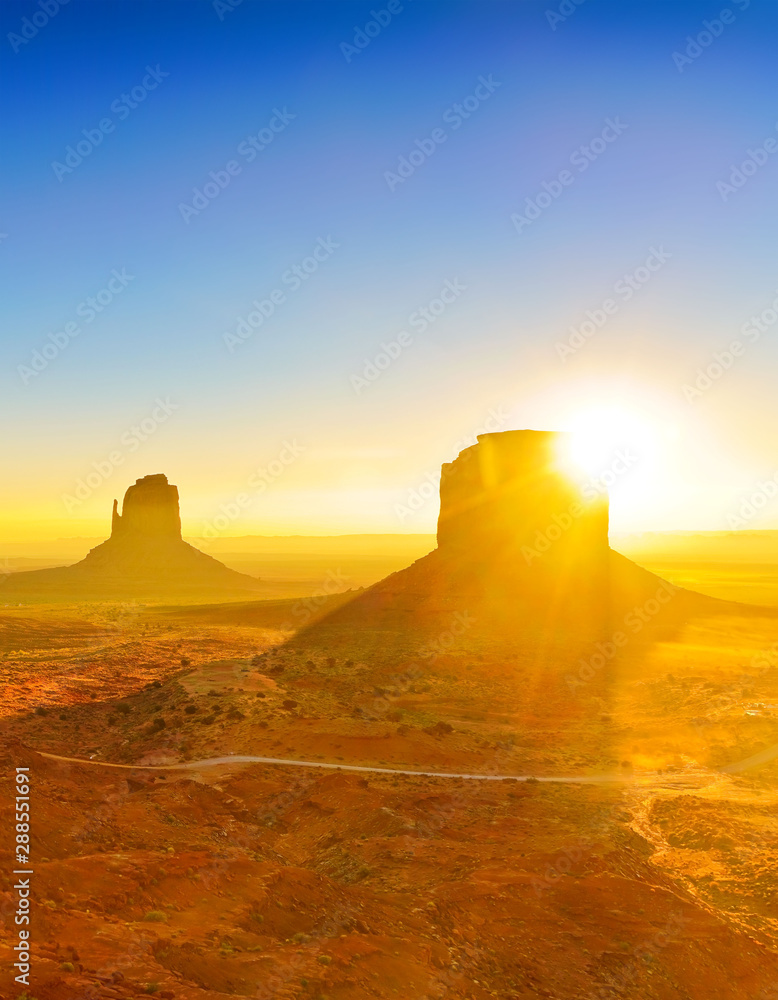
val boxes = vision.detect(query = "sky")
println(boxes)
[2,0,778,540]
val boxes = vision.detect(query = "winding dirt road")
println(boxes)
[38,750,640,783]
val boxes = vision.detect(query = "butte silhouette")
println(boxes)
[4,474,262,602]
[297,429,723,648]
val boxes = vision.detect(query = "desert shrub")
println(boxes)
[34,706,47,717]
[184,704,198,714]
[317,955,332,965]
[116,703,131,715]
[143,911,167,922]
[180,657,191,666]
[144,983,160,994]
[152,716,166,730]
[60,962,75,972]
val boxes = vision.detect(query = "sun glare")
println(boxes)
[557,405,659,483]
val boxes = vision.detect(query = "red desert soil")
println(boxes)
[0,595,777,998]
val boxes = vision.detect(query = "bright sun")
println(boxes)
[557,405,659,482]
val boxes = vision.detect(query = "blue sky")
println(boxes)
[2,0,778,537]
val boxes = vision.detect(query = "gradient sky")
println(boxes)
[2,0,778,540]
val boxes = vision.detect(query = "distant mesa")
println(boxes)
[4,474,263,602]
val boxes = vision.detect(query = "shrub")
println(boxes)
[34,706,47,717]
[143,911,167,923]
[60,962,75,972]
[116,703,131,715]
[180,657,191,667]
[184,704,198,715]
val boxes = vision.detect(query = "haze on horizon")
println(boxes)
[3,0,778,542]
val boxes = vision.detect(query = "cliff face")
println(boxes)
[436,430,609,562]
[111,474,183,541]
